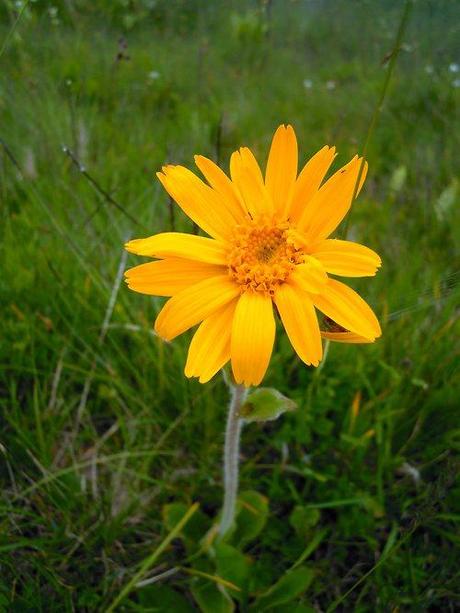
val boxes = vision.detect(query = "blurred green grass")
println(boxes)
[1,0,459,610]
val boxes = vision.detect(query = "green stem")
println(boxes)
[342,0,413,238]
[0,0,31,62]
[218,383,248,539]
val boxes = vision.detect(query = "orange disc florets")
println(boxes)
[227,218,304,294]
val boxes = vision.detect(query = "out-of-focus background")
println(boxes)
[1,0,459,610]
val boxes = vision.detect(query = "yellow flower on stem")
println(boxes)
[125,125,382,386]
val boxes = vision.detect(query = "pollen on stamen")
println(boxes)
[227,219,305,294]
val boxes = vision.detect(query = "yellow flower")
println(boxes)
[125,125,382,386]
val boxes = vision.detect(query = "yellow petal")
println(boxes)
[265,124,298,217]
[320,330,375,344]
[290,257,328,293]
[185,299,238,383]
[125,232,228,265]
[274,282,322,366]
[311,239,381,277]
[311,278,381,340]
[125,258,225,296]
[231,291,275,386]
[154,275,240,341]
[194,155,247,221]
[297,156,368,240]
[288,145,336,222]
[157,165,240,241]
[230,147,273,218]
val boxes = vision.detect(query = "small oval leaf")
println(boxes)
[252,565,315,610]
[162,503,210,546]
[191,579,235,613]
[238,388,297,423]
[232,490,269,547]
[214,542,252,600]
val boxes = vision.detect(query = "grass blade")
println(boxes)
[106,502,200,612]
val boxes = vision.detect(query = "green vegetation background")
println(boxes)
[1,0,459,610]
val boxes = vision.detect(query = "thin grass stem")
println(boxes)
[106,502,199,612]
[342,0,414,238]
[0,0,30,61]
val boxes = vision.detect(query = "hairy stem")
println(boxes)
[218,383,248,539]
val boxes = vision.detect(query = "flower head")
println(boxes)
[125,125,382,386]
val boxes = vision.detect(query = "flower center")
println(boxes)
[227,219,304,294]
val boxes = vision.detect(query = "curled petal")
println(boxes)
[320,330,375,344]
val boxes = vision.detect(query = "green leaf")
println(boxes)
[191,579,235,613]
[231,490,269,547]
[238,388,296,423]
[291,528,329,569]
[252,566,315,610]
[289,506,320,538]
[138,584,194,612]
[162,503,210,545]
[214,542,252,600]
